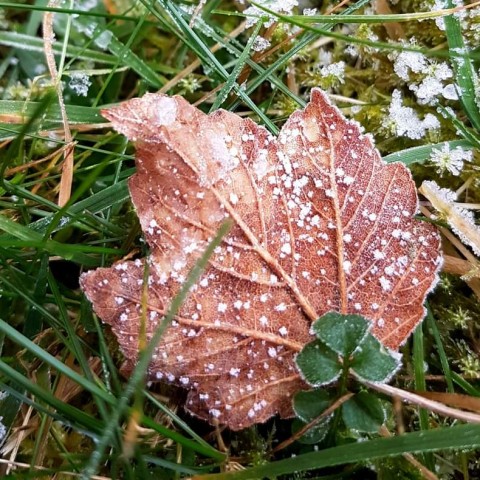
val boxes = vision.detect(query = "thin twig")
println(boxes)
[271,392,354,454]
[365,381,480,424]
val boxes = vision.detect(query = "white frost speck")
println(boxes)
[343,260,352,274]
[274,303,287,312]
[154,97,177,126]
[379,276,392,291]
[210,408,221,418]
[68,73,91,97]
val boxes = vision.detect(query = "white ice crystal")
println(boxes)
[386,90,440,139]
[243,0,298,29]
[68,73,92,97]
[391,43,456,105]
[320,61,346,83]
[429,143,473,176]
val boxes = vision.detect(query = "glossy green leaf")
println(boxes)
[295,341,341,387]
[293,389,333,423]
[312,312,369,357]
[292,417,332,445]
[342,391,385,433]
[351,335,401,383]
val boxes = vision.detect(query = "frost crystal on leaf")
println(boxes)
[429,143,473,176]
[81,89,442,430]
[385,90,440,139]
[68,73,91,97]
[243,0,298,29]
[252,36,271,52]
[320,61,346,84]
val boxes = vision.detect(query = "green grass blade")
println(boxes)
[0,318,115,406]
[0,368,103,435]
[0,214,122,265]
[383,139,474,165]
[210,20,262,112]
[443,1,480,130]
[24,179,130,237]
[197,424,480,479]
[412,324,434,469]
[140,412,224,461]
[143,391,223,460]
[426,304,454,393]
[0,31,118,64]
[0,1,149,22]
[436,104,480,148]
[0,100,104,126]
[95,25,163,89]
[452,372,480,396]
[287,10,464,24]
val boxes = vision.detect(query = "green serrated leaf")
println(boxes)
[295,341,341,387]
[292,417,332,445]
[342,391,385,433]
[312,312,369,357]
[351,335,402,383]
[293,389,333,423]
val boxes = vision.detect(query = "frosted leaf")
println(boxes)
[81,89,441,430]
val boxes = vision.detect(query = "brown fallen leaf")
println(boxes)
[80,89,442,430]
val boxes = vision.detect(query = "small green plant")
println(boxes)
[293,313,398,442]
